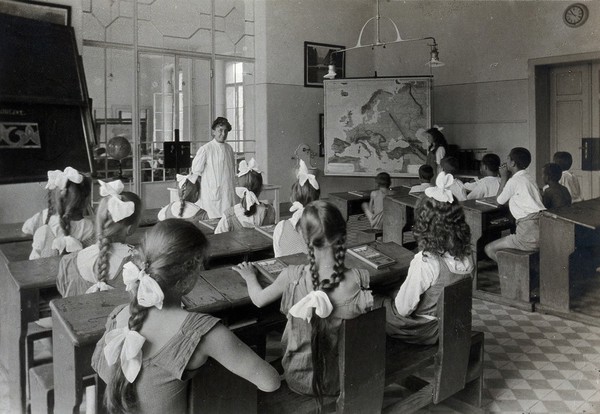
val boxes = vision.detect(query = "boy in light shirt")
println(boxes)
[465,153,501,200]
[484,147,546,262]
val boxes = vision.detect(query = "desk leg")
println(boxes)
[52,313,84,414]
[382,199,406,246]
[539,216,574,313]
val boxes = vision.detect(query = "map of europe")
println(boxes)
[324,78,431,177]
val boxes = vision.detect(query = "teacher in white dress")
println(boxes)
[191,117,236,218]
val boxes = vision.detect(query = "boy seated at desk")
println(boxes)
[464,153,501,200]
[542,163,572,209]
[409,165,434,194]
[484,147,546,262]
[440,156,467,201]
[554,151,582,202]
[361,172,392,230]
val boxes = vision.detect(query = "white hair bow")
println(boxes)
[85,281,114,294]
[432,124,444,131]
[424,172,455,203]
[237,158,262,177]
[52,235,83,254]
[289,290,333,323]
[289,201,304,228]
[55,167,84,190]
[235,187,259,211]
[122,261,164,310]
[176,173,198,188]
[103,326,146,383]
[45,170,63,190]
[99,180,135,223]
[297,159,319,190]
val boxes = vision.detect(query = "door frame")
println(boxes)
[528,51,600,184]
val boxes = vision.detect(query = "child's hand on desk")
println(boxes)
[232,261,258,281]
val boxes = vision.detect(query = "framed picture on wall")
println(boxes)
[0,0,71,26]
[304,41,345,88]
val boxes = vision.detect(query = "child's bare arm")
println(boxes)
[232,261,287,307]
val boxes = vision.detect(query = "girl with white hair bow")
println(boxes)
[56,180,143,297]
[214,158,276,233]
[157,172,208,222]
[272,159,320,257]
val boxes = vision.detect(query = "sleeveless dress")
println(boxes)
[29,215,94,259]
[92,305,220,414]
[279,265,373,396]
[214,203,276,233]
[383,254,471,345]
[56,243,131,297]
[272,219,308,257]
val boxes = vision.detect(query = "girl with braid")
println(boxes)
[29,167,94,259]
[22,170,61,235]
[92,219,280,413]
[234,201,373,411]
[157,172,208,222]
[376,172,473,345]
[56,180,142,297]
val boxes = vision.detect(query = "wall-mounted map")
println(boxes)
[324,77,432,177]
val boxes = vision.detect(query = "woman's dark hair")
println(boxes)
[105,219,208,413]
[413,196,471,260]
[299,201,347,412]
[95,192,143,286]
[426,127,448,153]
[238,170,263,217]
[178,179,200,217]
[290,180,320,207]
[211,116,232,132]
[55,176,92,237]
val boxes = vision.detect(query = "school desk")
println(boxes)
[382,193,419,246]
[0,240,32,263]
[137,207,161,227]
[0,222,30,243]
[537,198,600,325]
[329,186,411,221]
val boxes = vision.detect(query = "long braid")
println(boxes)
[179,182,188,217]
[95,214,113,284]
[45,190,54,225]
[59,192,72,236]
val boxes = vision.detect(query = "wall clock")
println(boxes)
[563,3,589,27]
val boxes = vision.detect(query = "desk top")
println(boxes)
[0,222,30,244]
[385,193,420,208]
[7,256,61,289]
[460,198,509,214]
[542,198,600,230]
[138,208,161,227]
[0,240,32,263]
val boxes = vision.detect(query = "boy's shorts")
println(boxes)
[499,212,541,251]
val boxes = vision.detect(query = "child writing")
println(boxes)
[233,201,373,410]
[409,165,434,194]
[484,147,546,262]
[361,172,392,230]
[214,158,275,233]
[92,219,280,413]
[378,172,473,344]
[22,170,62,235]
[56,180,142,297]
[30,167,94,259]
[440,156,467,201]
[553,151,582,202]
[157,172,208,222]
[418,126,448,178]
[465,153,501,200]
[542,163,572,209]
[273,159,320,257]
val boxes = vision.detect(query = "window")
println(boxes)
[226,61,245,153]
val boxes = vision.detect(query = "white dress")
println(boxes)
[191,139,236,218]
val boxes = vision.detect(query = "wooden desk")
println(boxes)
[0,222,31,243]
[537,199,600,325]
[330,187,411,221]
[382,194,419,246]
[0,240,32,263]
[205,228,273,268]
[137,207,161,227]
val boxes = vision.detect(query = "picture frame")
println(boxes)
[304,41,345,88]
[0,0,71,26]
[319,113,325,157]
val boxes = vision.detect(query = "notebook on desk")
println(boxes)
[253,258,287,283]
[348,190,369,197]
[347,244,396,270]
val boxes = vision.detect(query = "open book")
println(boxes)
[475,196,501,208]
[253,258,287,283]
[347,244,396,270]
[197,218,221,231]
[255,224,277,239]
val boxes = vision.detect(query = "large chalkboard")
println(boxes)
[0,12,94,184]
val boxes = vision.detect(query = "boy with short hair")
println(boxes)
[440,156,467,201]
[409,164,434,194]
[542,163,572,209]
[465,153,501,200]
[361,172,392,230]
[484,147,546,262]
[553,151,582,202]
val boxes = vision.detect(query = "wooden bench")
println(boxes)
[383,277,484,413]
[257,307,386,414]
[497,249,539,311]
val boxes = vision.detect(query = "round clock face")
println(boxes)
[563,3,589,27]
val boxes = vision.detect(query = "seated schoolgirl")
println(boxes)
[30,167,95,259]
[272,159,320,257]
[157,173,208,222]
[92,219,280,413]
[214,158,275,233]
[22,169,61,235]
[233,201,373,410]
[56,180,142,297]
[377,172,474,345]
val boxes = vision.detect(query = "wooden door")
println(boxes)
[550,63,596,200]
[591,62,600,198]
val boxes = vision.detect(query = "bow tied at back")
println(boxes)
[122,261,164,309]
[99,180,135,222]
[237,158,262,177]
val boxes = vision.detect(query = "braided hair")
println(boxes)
[45,189,56,225]
[178,179,200,217]
[238,170,263,217]
[55,177,92,237]
[299,201,347,412]
[105,219,209,413]
[94,192,142,286]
